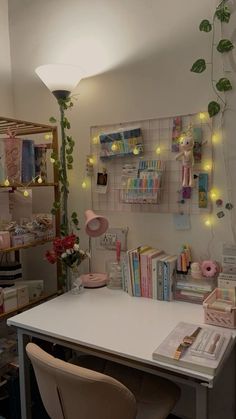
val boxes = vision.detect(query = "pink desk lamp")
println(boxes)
[80,210,109,288]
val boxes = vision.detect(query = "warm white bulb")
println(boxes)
[37,176,43,184]
[50,157,55,164]
[205,219,211,227]
[111,143,118,152]
[92,136,99,145]
[156,147,161,155]
[23,190,29,197]
[82,181,87,189]
[35,64,84,93]
[199,112,206,120]
[4,178,10,186]
[133,147,140,155]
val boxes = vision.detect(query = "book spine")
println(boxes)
[140,254,148,297]
[152,259,158,299]
[163,261,169,301]
[133,251,141,297]
[157,260,164,300]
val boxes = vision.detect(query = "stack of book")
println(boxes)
[121,246,177,301]
[174,274,216,304]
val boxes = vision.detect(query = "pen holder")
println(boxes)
[106,260,122,290]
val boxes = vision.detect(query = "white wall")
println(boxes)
[8,0,236,278]
[0,0,13,115]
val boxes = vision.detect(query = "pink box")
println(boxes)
[0,231,10,249]
[203,288,236,329]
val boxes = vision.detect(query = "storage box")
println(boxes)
[0,231,10,249]
[0,262,22,280]
[203,288,236,329]
[16,280,44,301]
[14,285,29,308]
[3,287,17,313]
[174,274,216,304]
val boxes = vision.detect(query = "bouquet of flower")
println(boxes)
[45,234,89,269]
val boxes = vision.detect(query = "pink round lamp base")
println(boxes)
[80,273,108,288]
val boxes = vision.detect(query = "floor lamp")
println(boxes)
[80,210,109,288]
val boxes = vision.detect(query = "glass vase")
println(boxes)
[66,266,83,294]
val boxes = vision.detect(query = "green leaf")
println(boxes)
[72,219,79,226]
[71,212,77,219]
[66,147,73,154]
[217,39,234,53]
[199,19,212,32]
[208,101,220,118]
[66,155,73,164]
[49,116,57,123]
[215,4,231,23]
[51,208,57,215]
[190,59,206,73]
[53,201,61,209]
[67,164,73,170]
[216,77,232,92]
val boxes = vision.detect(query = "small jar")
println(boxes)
[106,261,122,290]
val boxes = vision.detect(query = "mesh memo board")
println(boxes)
[90,113,212,214]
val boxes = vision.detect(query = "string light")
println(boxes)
[50,157,55,163]
[92,135,99,145]
[4,178,10,186]
[204,161,212,171]
[23,190,29,197]
[111,142,118,152]
[210,188,219,200]
[212,132,221,144]
[37,176,43,184]
[133,146,140,155]
[88,157,94,165]
[155,147,161,155]
[205,218,212,227]
[199,112,206,120]
[44,133,53,140]
[82,181,87,189]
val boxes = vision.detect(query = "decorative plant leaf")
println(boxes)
[51,208,57,215]
[190,59,206,73]
[66,147,73,155]
[53,201,61,209]
[217,39,234,53]
[208,101,220,118]
[66,155,73,164]
[67,164,73,170]
[216,77,232,92]
[71,212,77,219]
[215,4,231,23]
[49,116,57,123]
[199,20,212,32]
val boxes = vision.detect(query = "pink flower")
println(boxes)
[62,234,76,250]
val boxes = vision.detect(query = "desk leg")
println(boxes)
[18,330,31,419]
[196,384,208,419]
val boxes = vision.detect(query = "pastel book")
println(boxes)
[152,321,233,375]
[163,255,177,301]
[140,248,156,297]
[156,255,170,300]
[152,253,166,299]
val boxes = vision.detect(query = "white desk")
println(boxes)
[7,288,235,419]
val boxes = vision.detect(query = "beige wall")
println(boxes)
[7,0,236,280]
[0,0,13,115]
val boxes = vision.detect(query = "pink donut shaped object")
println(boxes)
[201,260,218,278]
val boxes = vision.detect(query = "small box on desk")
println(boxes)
[16,280,44,301]
[174,274,216,304]
[203,288,236,329]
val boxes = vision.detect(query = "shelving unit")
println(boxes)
[0,116,61,385]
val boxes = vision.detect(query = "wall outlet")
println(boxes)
[96,227,128,251]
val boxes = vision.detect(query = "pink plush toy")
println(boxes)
[175,133,194,187]
[201,260,218,278]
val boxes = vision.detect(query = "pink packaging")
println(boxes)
[0,231,11,249]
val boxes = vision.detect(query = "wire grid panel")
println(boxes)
[90,114,212,214]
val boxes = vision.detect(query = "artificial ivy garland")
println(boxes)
[191,0,233,118]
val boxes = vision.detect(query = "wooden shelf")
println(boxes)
[0,238,55,253]
[0,182,58,189]
[0,116,55,136]
[0,292,59,321]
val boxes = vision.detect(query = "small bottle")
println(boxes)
[106,261,122,290]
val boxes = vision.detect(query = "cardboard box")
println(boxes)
[14,285,29,308]
[3,287,17,312]
[16,280,44,301]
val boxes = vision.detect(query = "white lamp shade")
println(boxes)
[85,210,109,237]
[35,64,84,93]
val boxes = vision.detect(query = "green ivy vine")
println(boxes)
[49,97,80,236]
[191,0,233,118]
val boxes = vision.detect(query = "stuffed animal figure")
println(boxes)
[175,133,194,187]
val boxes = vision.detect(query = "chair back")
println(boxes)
[26,343,137,419]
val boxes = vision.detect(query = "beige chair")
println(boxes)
[26,343,180,419]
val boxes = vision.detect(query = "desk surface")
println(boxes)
[7,288,231,383]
